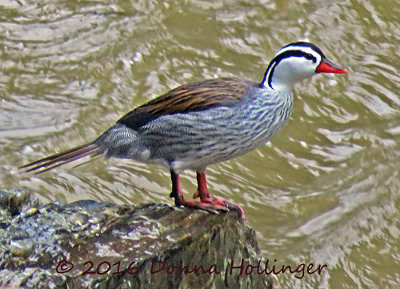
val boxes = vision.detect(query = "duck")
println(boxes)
[20,41,347,218]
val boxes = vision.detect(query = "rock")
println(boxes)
[0,190,273,289]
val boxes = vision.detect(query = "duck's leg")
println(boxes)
[170,170,228,214]
[193,171,245,219]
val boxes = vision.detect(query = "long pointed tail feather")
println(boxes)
[20,143,104,174]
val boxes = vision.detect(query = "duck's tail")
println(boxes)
[20,143,104,174]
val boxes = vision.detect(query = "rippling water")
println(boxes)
[1,0,399,288]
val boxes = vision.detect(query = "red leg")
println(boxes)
[170,170,229,214]
[193,171,210,199]
[194,171,246,219]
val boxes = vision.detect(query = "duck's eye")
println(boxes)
[305,53,316,63]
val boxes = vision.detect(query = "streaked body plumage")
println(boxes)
[21,42,347,218]
[96,78,293,172]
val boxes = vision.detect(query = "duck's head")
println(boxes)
[262,41,347,90]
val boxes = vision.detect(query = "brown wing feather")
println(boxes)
[117,77,255,130]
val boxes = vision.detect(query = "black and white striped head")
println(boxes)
[262,42,347,90]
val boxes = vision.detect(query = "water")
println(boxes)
[1,0,399,288]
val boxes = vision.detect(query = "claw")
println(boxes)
[175,198,229,214]
[175,196,244,218]
[202,197,245,219]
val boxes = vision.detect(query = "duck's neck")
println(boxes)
[261,60,296,91]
